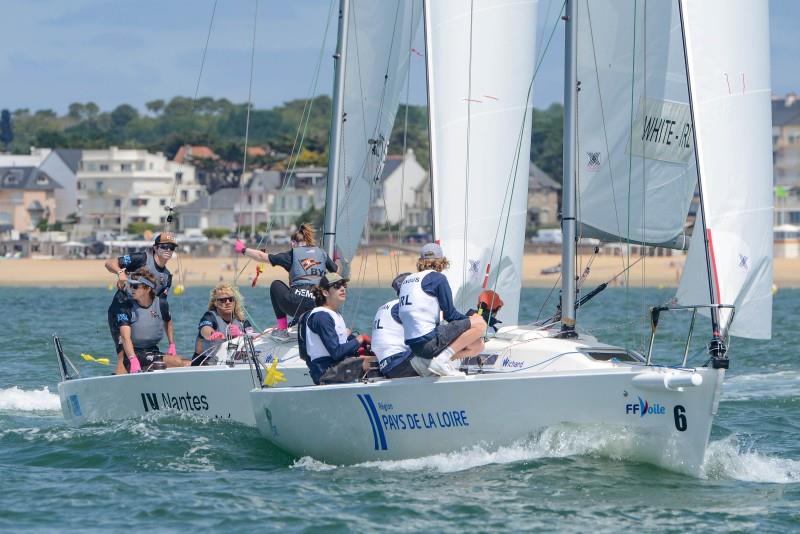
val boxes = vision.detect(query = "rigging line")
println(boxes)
[461,0,476,312]
[640,0,648,348]
[536,0,556,66]
[484,0,564,320]
[585,2,626,276]
[233,0,260,246]
[535,272,562,322]
[624,0,639,351]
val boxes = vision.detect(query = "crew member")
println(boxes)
[298,273,375,385]
[193,283,254,365]
[109,267,188,373]
[235,223,338,341]
[372,273,419,379]
[398,243,486,377]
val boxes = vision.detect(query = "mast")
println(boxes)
[323,0,350,257]
[422,0,438,241]
[559,0,578,337]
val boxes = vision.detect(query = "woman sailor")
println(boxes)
[110,267,188,373]
[398,243,486,377]
[298,273,375,385]
[371,273,420,379]
[235,223,339,341]
[105,233,178,358]
[193,283,254,365]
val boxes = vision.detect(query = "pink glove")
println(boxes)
[210,331,225,341]
[167,343,177,356]
[228,325,242,338]
[128,355,141,374]
[234,239,247,254]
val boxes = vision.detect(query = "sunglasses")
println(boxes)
[215,296,235,304]
[157,244,176,251]
[329,281,347,290]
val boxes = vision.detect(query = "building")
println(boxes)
[528,162,561,227]
[75,147,202,237]
[0,166,60,234]
[773,94,800,224]
[178,187,240,233]
[0,148,80,221]
[404,173,432,232]
[369,149,427,227]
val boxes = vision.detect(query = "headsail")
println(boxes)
[426,0,538,324]
[333,1,422,264]
[676,0,773,339]
[575,0,697,248]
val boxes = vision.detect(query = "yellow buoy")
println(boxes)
[772,283,778,295]
[173,284,185,296]
[107,284,114,291]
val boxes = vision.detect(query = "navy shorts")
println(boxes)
[409,318,471,360]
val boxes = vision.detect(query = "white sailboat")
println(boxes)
[55,0,421,427]
[249,0,773,475]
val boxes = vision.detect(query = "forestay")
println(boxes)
[333,1,422,263]
[426,0,538,323]
[676,0,773,339]
[575,0,697,247]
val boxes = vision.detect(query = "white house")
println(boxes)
[0,148,80,221]
[75,147,202,237]
[370,149,427,226]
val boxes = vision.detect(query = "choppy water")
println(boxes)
[1,285,799,531]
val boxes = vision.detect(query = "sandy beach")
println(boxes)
[1,251,797,288]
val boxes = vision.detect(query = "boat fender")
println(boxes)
[632,372,702,392]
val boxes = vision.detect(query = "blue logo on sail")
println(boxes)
[357,394,388,450]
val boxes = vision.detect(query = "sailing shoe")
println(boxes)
[427,354,465,377]
[410,356,435,377]
[270,328,292,342]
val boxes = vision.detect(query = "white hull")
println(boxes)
[59,332,311,427]
[250,328,724,475]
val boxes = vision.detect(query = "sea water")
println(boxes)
[1,285,798,531]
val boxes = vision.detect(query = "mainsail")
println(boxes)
[676,0,773,339]
[332,0,422,263]
[575,0,697,247]
[426,0,538,323]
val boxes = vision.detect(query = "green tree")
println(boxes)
[111,104,139,128]
[145,99,165,114]
[202,227,229,239]
[85,102,100,119]
[294,204,324,230]
[127,221,157,235]
[0,109,13,150]
[67,103,85,121]
[530,103,564,183]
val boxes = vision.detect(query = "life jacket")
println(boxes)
[288,246,330,287]
[145,248,172,296]
[195,310,248,354]
[371,299,408,363]
[303,307,349,361]
[397,270,441,342]
[129,297,165,350]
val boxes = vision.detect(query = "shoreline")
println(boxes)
[1,254,798,288]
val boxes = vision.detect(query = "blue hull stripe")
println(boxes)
[357,394,380,450]
[363,394,388,450]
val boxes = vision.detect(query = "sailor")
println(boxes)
[471,289,504,335]
[398,243,486,377]
[297,273,376,385]
[105,233,178,363]
[193,283,255,365]
[109,267,188,373]
[235,223,339,342]
[372,272,420,379]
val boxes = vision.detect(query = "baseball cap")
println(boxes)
[154,233,177,246]
[391,272,411,294]
[420,242,443,260]
[319,272,349,289]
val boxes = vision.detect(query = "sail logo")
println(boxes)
[586,151,601,171]
[357,394,388,451]
[625,396,666,417]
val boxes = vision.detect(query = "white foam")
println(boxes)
[291,456,337,471]
[702,436,800,483]
[0,386,61,412]
[723,370,800,401]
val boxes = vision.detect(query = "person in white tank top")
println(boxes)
[371,273,419,378]
[397,243,486,377]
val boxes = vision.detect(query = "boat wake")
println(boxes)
[0,386,61,413]
[702,435,800,483]
[722,371,800,402]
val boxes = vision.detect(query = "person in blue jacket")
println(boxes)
[298,273,376,385]
[398,243,486,377]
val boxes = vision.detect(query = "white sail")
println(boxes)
[426,0,538,323]
[333,1,422,262]
[676,0,773,339]
[575,0,697,247]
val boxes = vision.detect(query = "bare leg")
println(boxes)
[454,337,485,359]
[115,351,127,375]
[164,355,189,367]
[446,315,486,357]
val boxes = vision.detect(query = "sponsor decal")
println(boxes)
[264,407,279,437]
[68,394,82,417]
[299,258,322,272]
[140,391,210,413]
[357,394,470,451]
[586,151,601,172]
[116,313,129,323]
[738,254,749,272]
[630,97,694,164]
[501,356,523,369]
[625,396,666,417]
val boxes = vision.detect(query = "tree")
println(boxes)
[0,109,13,150]
[145,99,165,115]
[111,104,139,128]
[85,102,100,120]
[294,204,324,230]
[202,227,229,239]
[67,102,85,121]
[127,221,157,235]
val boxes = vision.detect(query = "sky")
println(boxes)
[0,0,797,115]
